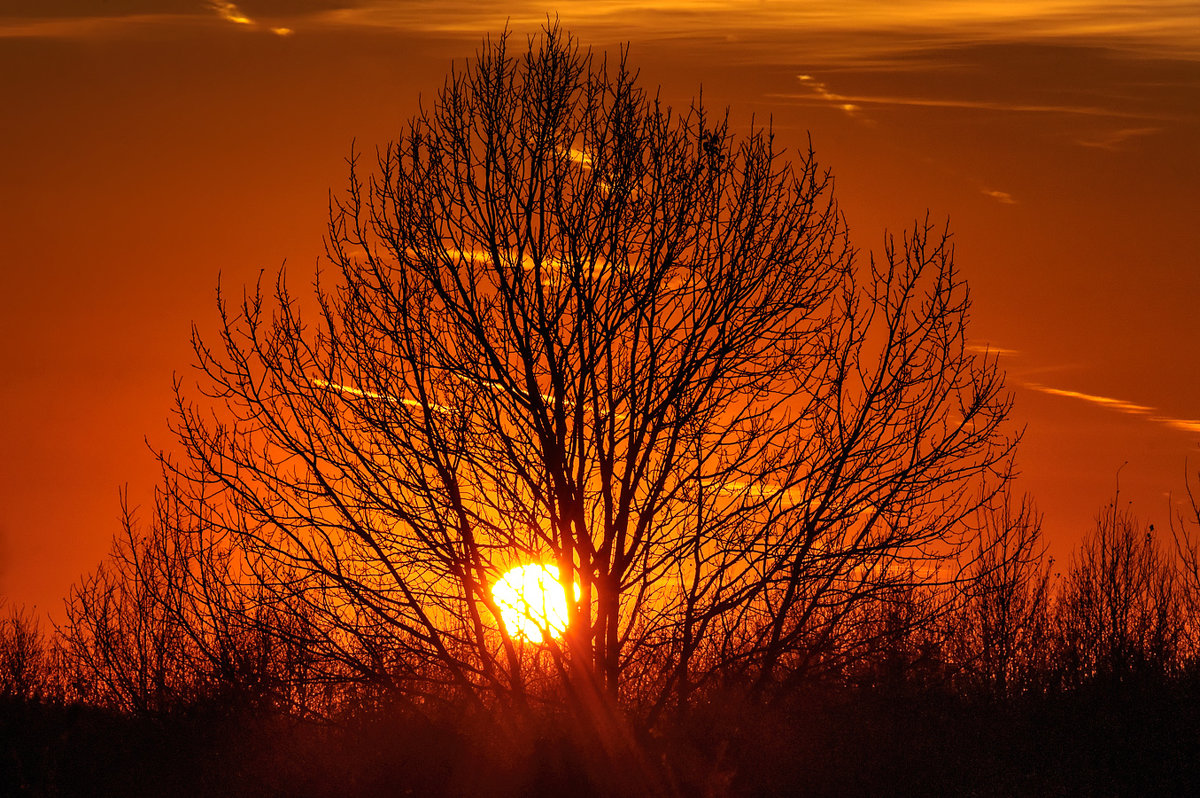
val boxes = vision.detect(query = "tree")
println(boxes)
[104,24,1013,725]
[61,488,325,716]
[1171,461,1200,662]
[1056,497,1182,687]
[0,605,53,703]
[947,489,1052,699]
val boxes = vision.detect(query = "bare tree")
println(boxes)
[1057,497,1182,686]
[61,487,326,716]
[101,24,1015,724]
[946,489,1052,699]
[62,490,207,714]
[1171,461,1200,661]
[0,605,52,703]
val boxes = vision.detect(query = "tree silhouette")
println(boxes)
[947,489,1052,699]
[61,488,329,716]
[0,605,52,703]
[1171,461,1200,658]
[1057,497,1182,686]
[75,25,1014,727]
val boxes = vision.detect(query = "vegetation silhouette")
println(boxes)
[4,23,1199,798]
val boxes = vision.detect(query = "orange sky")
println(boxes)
[2,1,1198,617]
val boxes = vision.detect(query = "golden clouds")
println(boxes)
[208,1,294,35]
[209,1,252,25]
[315,1,1200,61]
[797,74,861,118]
[313,379,451,415]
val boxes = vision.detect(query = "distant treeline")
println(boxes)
[4,483,1200,796]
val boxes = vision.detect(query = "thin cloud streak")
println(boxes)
[797,74,861,118]
[966,344,1019,357]
[1076,126,1162,150]
[969,346,1196,436]
[1023,381,1200,435]
[1156,418,1200,434]
[1025,383,1156,415]
[0,1,294,37]
[982,189,1017,204]
[771,91,1174,121]
[0,15,180,38]
[785,71,1152,139]
[313,378,451,415]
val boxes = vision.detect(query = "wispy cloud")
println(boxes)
[0,1,297,37]
[796,74,863,118]
[208,1,293,35]
[0,15,179,38]
[982,189,1017,204]
[1076,126,1161,150]
[1024,383,1156,414]
[966,343,1020,356]
[1023,381,1200,435]
[313,378,451,414]
[209,1,252,26]
[1156,417,1200,434]
[968,346,1197,436]
[308,1,1200,61]
[9,1,1198,60]
[771,90,1171,121]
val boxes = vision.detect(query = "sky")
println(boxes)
[2,1,1198,617]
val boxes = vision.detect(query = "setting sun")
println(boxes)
[491,563,580,643]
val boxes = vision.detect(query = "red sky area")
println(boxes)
[2,1,1198,617]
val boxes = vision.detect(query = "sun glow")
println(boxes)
[491,563,580,643]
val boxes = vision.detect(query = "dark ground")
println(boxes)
[5,681,1199,797]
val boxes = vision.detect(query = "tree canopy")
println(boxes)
[66,25,1015,727]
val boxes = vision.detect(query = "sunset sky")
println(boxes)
[2,1,1197,617]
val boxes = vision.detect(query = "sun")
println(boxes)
[491,563,580,643]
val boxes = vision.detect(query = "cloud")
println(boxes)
[313,378,451,415]
[1156,417,1200,434]
[1076,126,1161,150]
[982,189,1017,204]
[1022,381,1200,436]
[207,1,294,35]
[796,74,864,119]
[0,0,313,37]
[0,0,199,17]
[0,0,342,18]
[303,1,1200,61]
[770,90,1171,121]
[966,343,1019,356]
[785,70,1169,139]
[8,1,1198,61]
[1024,383,1156,414]
[210,1,252,25]
[973,351,1196,436]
